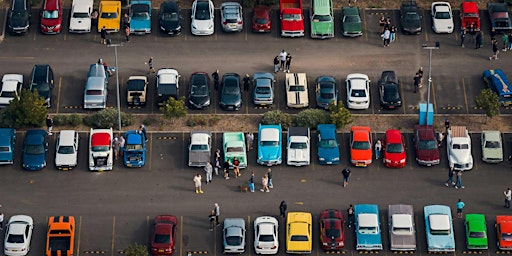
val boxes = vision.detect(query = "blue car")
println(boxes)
[0,128,15,165]
[317,124,339,164]
[483,69,512,106]
[257,124,282,166]
[253,72,275,106]
[22,129,48,171]
[315,75,338,110]
[123,130,146,167]
[355,204,383,251]
[129,0,152,34]
[424,205,455,252]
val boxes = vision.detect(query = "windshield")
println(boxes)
[195,3,211,20]
[325,227,340,238]
[7,234,24,243]
[24,145,44,154]
[162,12,179,21]
[435,11,451,19]
[345,15,360,23]
[469,231,486,238]
[453,144,469,150]
[227,147,243,152]
[485,141,500,148]
[258,234,274,242]
[289,85,305,92]
[223,84,239,95]
[191,144,208,150]
[225,235,242,246]
[283,14,302,21]
[352,141,370,150]
[359,226,378,234]
[386,143,404,153]
[502,233,512,241]
[430,228,450,235]
[320,139,337,148]
[73,12,89,18]
[351,89,366,97]
[43,10,59,19]
[101,12,118,19]
[256,18,268,24]
[290,142,307,149]
[154,234,170,244]
[321,92,334,99]
[312,14,331,22]
[0,146,10,152]
[0,91,16,97]
[58,145,75,154]
[86,90,104,96]
[126,143,143,150]
[290,235,308,241]
[404,13,420,20]
[92,145,109,152]
[255,86,271,94]
[418,140,437,150]
[191,85,208,97]
[393,227,412,235]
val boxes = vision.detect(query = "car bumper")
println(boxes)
[257,159,282,166]
[56,164,77,171]
[281,30,305,37]
[348,102,369,109]
[343,31,363,37]
[191,29,214,35]
[9,26,29,34]
[351,159,371,167]
[416,158,440,166]
[319,158,340,165]
[384,159,406,168]
[160,27,181,35]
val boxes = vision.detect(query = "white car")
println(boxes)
[4,215,33,256]
[481,130,503,163]
[68,0,93,33]
[188,130,212,167]
[220,2,243,32]
[346,73,370,109]
[191,0,214,35]
[0,74,23,108]
[254,216,279,254]
[55,130,79,170]
[287,127,310,166]
[447,126,473,171]
[89,128,114,171]
[286,73,309,108]
[431,2,454,33]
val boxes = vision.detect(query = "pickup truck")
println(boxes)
[287,127,310,166]
[123,130,146,167]
[0,128,15,165]
[188,130,212,167]
[460,1,480,32]
[46,216,75,256]
[89,128,114,171]
[280,0,304,37]
[223,132,247,169]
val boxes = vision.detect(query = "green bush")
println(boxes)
[160,97,187,120]
[124,242,149,256]
[329,102,353,128]
[2,89,47,129]
[293,109,331,129]
[83,108,134,128]
[52,115,69,126]
[186,115,208,127]
[261,110,292,130]
[142,116,157,126]
[69,114,82,127]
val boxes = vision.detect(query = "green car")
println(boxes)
[310,0,334,39]
[342,6,362,37]
[465,214,488,250]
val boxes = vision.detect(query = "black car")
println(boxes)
[400,1,422,34]
[378,71,402,109]
[30,64,54,108]
[220,73,242,110]
[8,0,30,34]
[159,1,181,35]
[188,72,211,109]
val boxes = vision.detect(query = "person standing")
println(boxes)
[124,25,130,42]
[460,29,466,48]
[100,26,107,44]
[260,174,269,192]
[118,135,125,157]
[46,115,54,135]
[347,205,355,228]
[285,54,292,73]
[508,32,512,50]
[381,27,390,47]
[444,118,450,133]
[273,56,280,73]
[390,25,396,43]
[204,162,213,184]
[214,203,220,226]
[279,201,287,218]
[243,74,250,92]
[248,171,255,192]
[123,13,131,28]
[437,132,444,148]
[267,168,273,188]
[417,66,424,86]
[342,168,351,187]
[212,70,220,90]
[233,157,241,177]
[246,132,254,151]
[193,174,203,194]
[455,170,464,189]
[214,149,221,175]
[223,160,230,180]
[146,57,156,74]
[505,188,512,208]
[413,72,421,93]
[140,124,148,141]
[113,134,120,160]
[374,140,382,159]
[490,38,499,60]
[503,33,509,51]
[475,31,483,49]
[279,50,287,70]
[208,210,216,231]
[445,168,455,187]
[0,210,3,230]
[456,199,465,218]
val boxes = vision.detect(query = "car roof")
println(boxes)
[91,132,111,146]
[260,127,280,141]
[44,0,59,10]
[191,132,210,144]
[318,124,336,140]
[59,130,76,146]
[286,73,307,86]
[343,6,359,15]
[86,77,106,90]
[312,0,331,15]
[385,129,402,143]
[392,214,413,228]
[358,213,378,227]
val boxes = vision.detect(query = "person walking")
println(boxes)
[342,168,351,187]
[273,56,280,73]
[417,66,424,86]
[204,162,213,184]
[248,171,255,192]
[381,27,390,47]
[123,13,131,28]
[100,26,107,44]
[139,124,148,141]
[455,170,464,189]
[413,72,421,93]
[209,210,216,231]
[490,38,499,60]
[260,174,270,192]
[347,205,355,228]
[505,188,512,208]
[212,70,220,90]
[267,168,273,188]
[214,203,220,226]
[456,199,465,218]
[46,115,54,135]
[124,25,130,42]
[437,132,444,148]
[374,140,382,159]
[233,157,241,177]
[503,33,509,51]
[146,57,156,74]
[508,32,512,50]
[246,132,254,151]
[223,160,230,180]
[285,54,292,73]
[390,25,396,43]
[445,168,455,187]
[444,118,450,133]
[243,74,250,92]
[460,29,466,48]
[475,31,483,49]
[214,149,221,175]
[193,174,203,194]
[279,50,287,70]
[113,135,120,160]
[279,201,287,218]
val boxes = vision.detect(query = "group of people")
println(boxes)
[379,16,397,47]
[112,124,147,160]
[99,13,131,44]
[460,25,483,49]
[273,50,293,73]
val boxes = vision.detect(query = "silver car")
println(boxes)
[223,218,246,254]
[83,63,108,109]
[220,2,243,32]
[253,72,275,106]
[388,204,416,251]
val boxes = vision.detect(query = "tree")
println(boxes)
[329,101,353,128]
[2,89,47,128]
[124,242,149,256]
[475,88,500,124]
[160,96,187,119]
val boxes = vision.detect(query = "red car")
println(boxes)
[496,216,512,251]
[460,1,480,32]
[413,125,440,166]
[252,5,272,32]
[319,209,345,251]
[382,129,406,168]
[40,0,62,34]
[151,215,178,255]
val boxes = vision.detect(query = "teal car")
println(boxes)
[310,0,334,39]
[223,132,247,169]
[342,6,362,37]
[465,214,488,250]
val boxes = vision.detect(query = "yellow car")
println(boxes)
[286,212,312,254]
[98,1,121,32]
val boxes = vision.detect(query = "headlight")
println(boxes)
[208,23,213,29]
[55,24,61,29]
[192,24,196,29]
[235,101,242,107]
[333,157,339,161]
[319,157,325,161]
[385,159,391,163]
[176,25,181,30]
[160,26,166,30]
[399,159,405,163]
[322,243,328,246]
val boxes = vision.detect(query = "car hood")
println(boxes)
[483,147,503,159]
[161,19,180,30]
[190,95,210,106]
[343,21,362,33]
[23,152,45,167]
[9,13,29,27]
[55,153,77,166]
[417,148,440,162]
[192,19,213,30]
[69,17,91,30]
[282,18,304,31]
[450,149,471,164]
[318,146,339,161]
[433,18,453,31]
[131,19,151,30]
[402,19,421,31]
[390,233,416,250]
[221,93,241,105]
[41,17,61,27]
[385,151,406,162]
[258,145,281,161]
[288,148,309,161]
[351,149,372,162]
[311,21,333,35]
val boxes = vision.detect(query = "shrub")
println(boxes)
[124,242,149,256]
[261,110,292,130]
[52,115,69,126]
[142,116,157,126]
[187,115,208,127]
[293,109,331,129]
[83,108,134,128]
[69,114,82,127]
[329,102,353,128]
[160,97,187,120]
[3,89,47,128]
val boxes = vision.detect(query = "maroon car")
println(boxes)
[252,5,272,32]
[151,215,178,255]
[319,209,345,251]
[413,125,440,166]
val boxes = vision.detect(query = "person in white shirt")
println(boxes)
[279,50,287,70]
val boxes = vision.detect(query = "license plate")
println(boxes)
[357,163,365,167]
[229,24,236,28]
[258,29,265,32]
[62,168,69,171]
[127,164,132,167]
[260,103,266,106]
[48,29,53,32]
[158,249,164,252]
[389,106,395,109]
[168,32,174,35]
[327,162,332,164]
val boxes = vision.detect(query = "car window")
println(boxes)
[320,139,337,148]
[195,2,211,20]
[162,12,179,21]
[255,18,268,24]
[86,90,104,96]
[351,89,366,97]
[7,234,24,243]
[289,85,305,92]
[43,10,59,19]
[435,11,451,19]
[430,227,450,235]
[191,85,208,96]
[485,141,500,148]
[92,145,110,152]
[101,12,118,19]
[132,4,149,20]
[0,91,16,98]
[290,235,309,241]
[58,145,75,154]
[290,142,308,149]
[225,235,243,245]
[404,13,420,20]
[255,86,271,94]
[73,12,89,18]
[418,140,437,150]
[352,141,370,150]
[469,231,486,238]
[24,144,45,154]
[227,147,243,152]
[344,15,360,23]
[312,14,331,22]
[223,83,240,95]
[154,233,170,244]
[358,226,378,234]
[386,143,404,153]
[282,14,301,21]
[261,140,278,146]
[259,234,274,241]
[502,233,512,241]
[126,143,143,150]
[191,144,208,150]
[0,146,11,152]
[393,227,412,235]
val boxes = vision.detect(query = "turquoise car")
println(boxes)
[257,124,282,166]
[223,132,247,168]
[130,0,151,34]
[465,214,488,250]
[317,124,339,164]
[355,204,383,251]
[123,130,146,167]
[424,205,455,252]
[310,0,334,38]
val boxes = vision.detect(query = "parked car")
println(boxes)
[346,73,370,109]
[130,0,151,34]
[55,130,79,170]
[496,215,512,250]
[4,215,33,256]
[413,125,440,166]
[157,68,180,106]
[221,2,243,32]
[223,132,247,169]
[83,63,108,109]
[382,129,406,168]
[45,215,75,256]
[159,1,181,35]
[319,209,345,251]
[257,124,282,166]
[253,72,275,106]
[220,73,242,110]
[97,0,121,33]
[310,0,334,39]
[431,2,454,33]
[424,205,455,252]
[355,204,383,251]
[286,212,312,254]
[22,129,48,171]
[188,130,211,167]
[400,1,422,34]
[89,128,113,171]
[187,72,210,109]
[488,3,512,32]
[123,130,146,168]
[286,73,308,108]
[254,216,279,254]
[342,6,362,37]
[127,76,148,106]
[8,0,30,34]
[223,218,246,254]
[465,214,488,250]
[483,69,512,106]
[0,74,23,108]
[378,70,402,109]
[350,126,372,167]
[29,64,54,108]
[287,127,310,166]
[447,126,473,171]
[315,75,337,109]
[191,0,214,35]
[460,1,480,32]
[68,0,93,33]
[481,130,503,163]
[40,0,63,34]
[317,124,339,165]
[252,5,271,32]
[0,128,16,165]
[151,215,177,255]
[388,204,416,251]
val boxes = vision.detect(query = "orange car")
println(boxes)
[350,126,372,167]
[496,215,512,251]
[46,216,75,256]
